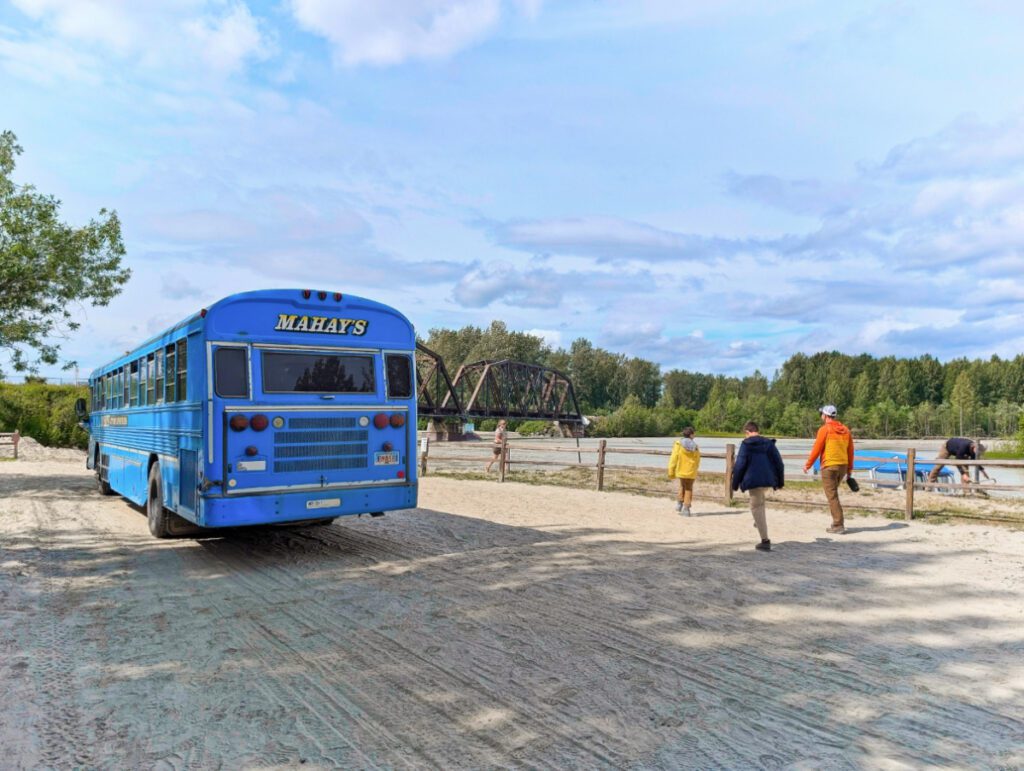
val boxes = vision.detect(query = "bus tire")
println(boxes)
[147,463,202,538]
[147,463,173,538]
[95,447,114,495]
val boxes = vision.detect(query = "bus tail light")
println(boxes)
[245,445,258,456]
[373,413,389,429]
[229,415,249,431]
[397,470,405,478]
[390,413,405,428]
[250,414,269,431]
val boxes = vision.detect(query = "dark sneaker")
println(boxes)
[826,526,847,535]
[755,539,771,551]
[675,501,683,513]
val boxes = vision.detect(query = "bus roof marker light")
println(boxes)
[318,290,327,300]
[334,292,343,301]
[373,413,389,429]
[302,289,311,299]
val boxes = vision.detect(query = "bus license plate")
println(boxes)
[374,451,399,465]
[306,498,340,510]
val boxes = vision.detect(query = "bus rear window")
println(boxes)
[386,354,413,398]
[262,352,375,393]
[215,348,249,398]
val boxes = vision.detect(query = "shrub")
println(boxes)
[0,383,90,448]
[516,420,553,436]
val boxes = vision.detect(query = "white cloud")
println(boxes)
[184,3,271,74]
[289,0,536,66]
[5,0,273,80]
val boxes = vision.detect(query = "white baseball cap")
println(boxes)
[820,405,838,417]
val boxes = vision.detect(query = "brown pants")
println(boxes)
[748,487,770,540]
[821,465,847,527]
[927,447,968,483]
[677,478,695,506]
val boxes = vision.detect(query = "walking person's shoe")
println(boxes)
[682,505,692,517]
[825,526,847,534]
[675,501,683,513]
[755,539,771,551]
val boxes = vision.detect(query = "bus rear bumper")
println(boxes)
[197,484,417,528]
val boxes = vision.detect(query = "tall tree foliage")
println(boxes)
[1,131,130,374]
[423,320,1024,437]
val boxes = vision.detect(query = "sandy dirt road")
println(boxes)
[2,458,1023,769]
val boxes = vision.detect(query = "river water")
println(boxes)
[426,435,1024,498]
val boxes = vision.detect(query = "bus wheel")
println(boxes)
[147,463,173,538]
[147,463,201,538]
[96,449,114,496]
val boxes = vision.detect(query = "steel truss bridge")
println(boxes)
[416,343,584,428]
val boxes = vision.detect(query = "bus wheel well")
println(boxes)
[147,454,159,474]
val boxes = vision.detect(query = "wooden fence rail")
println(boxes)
[418,437,1024,520]
[0,430,20,460]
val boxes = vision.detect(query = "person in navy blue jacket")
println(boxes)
[731,421,785,552]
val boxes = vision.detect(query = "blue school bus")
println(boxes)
[76,289,417,538]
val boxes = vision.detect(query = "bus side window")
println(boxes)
[139,356,148,406]
[122,366,129,407]
[130,361,139,407]
[385,354,413,399]
[215,347,248,398]
[165,343,176,403]
[147,353,156,405]
[155,349,165,404]
[176,339,187,402]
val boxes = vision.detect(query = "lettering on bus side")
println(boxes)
[275,315,369,336]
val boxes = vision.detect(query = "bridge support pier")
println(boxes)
[425,419,467,442]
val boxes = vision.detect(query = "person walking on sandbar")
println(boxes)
[667,426,701,516]
[803,405,854,535]
[731,421,785,551]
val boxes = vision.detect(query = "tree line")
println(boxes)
[422,323,1024,440]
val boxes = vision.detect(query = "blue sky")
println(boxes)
[3,0,1024,378]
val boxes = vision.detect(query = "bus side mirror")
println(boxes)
[74,398,88,423]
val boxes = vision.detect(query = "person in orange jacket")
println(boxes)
[803,405,854,534]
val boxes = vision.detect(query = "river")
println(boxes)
[427,435,1024,498]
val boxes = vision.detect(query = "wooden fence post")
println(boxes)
[12,429,19,460]
[905,447,916,521]
[419,437,429,477]
[498,433,509,483]
[596,439,607,491]
[724,443,735,505]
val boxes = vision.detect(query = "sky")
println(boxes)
[3,0,1024,379]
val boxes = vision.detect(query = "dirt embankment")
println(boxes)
[2,458,1023,768]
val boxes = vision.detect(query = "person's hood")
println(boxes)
[742,435,776,453]
[679,438,698,451]
[825,420,850,437]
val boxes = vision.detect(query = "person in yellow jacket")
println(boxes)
[803,405,855,534]
[668,427,701,516]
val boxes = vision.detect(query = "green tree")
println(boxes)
[949,371,977,436]
[1,131,129,374]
